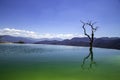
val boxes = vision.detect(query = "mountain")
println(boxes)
[0,35,120,49]
[94,37,120,49]
[0,35,37,43]
[0,35,63,43]
[35,37,120,50]
[70,37,89,42]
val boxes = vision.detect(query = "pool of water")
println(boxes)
[0,44,120,80]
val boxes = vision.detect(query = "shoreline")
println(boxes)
[0,42,120,50]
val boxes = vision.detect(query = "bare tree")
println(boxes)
[81,21,98,69]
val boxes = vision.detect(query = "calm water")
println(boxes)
[0,44,120,80]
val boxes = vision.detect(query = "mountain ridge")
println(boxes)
[0,35,120,50]
[35,37,120,50]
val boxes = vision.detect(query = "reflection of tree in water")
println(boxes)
[81,47,96,69]
[80,21,98,70]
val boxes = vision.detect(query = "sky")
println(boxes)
[0,0,120,39]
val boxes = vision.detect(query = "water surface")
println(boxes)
[0,44,120,80]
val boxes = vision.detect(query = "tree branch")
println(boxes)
[82,25,92,41]
[81,21,92,41]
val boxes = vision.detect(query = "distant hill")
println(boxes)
[94,37,120,49]
[0,35,63,43]
[0,35,36,43]
[0,35,120,50]
[35,37,120,50]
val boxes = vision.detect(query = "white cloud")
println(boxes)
[0,28,39,38]
[0,28,84,39]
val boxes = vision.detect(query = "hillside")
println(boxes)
[35,37,120,50]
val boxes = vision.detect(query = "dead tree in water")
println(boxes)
[81,21,98,69]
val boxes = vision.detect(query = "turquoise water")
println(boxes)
[0,44,120,80]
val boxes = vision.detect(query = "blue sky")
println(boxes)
[0,0,120,38]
